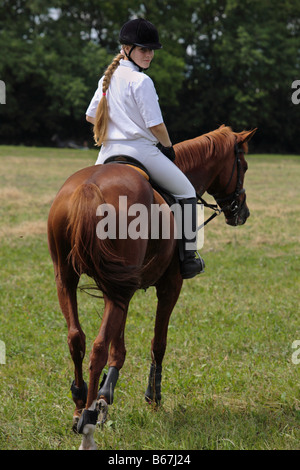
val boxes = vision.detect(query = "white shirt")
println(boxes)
[86,59,164,144]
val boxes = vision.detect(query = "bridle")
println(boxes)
[197,140,247,228]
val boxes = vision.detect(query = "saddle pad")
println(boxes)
[125,164,149,180]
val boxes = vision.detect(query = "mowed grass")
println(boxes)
[0,146,299,450]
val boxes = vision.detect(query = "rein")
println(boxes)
[196,141,245,228]
[196,197,221,228]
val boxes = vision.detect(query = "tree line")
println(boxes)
[0,0,299,153]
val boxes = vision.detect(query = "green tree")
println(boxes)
[169,0,300,151]
[0,1,113,143]
[0,0,299,151]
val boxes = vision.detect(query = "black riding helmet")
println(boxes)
[119,18,162,70]
[119,18,162,50]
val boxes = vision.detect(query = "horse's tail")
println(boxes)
[67,183,141,304]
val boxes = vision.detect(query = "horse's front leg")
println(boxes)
[77,298,128,450]
[146,260,183,404]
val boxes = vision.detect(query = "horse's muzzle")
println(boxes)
[226,203,250,226]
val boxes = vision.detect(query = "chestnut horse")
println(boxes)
[47,125,255,449]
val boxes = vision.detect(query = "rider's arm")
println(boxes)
[86,115,96,125]
[149,122,172,147]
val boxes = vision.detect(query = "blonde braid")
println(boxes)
[93,53,124,146]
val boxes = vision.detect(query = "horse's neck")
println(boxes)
[175,141,227,196]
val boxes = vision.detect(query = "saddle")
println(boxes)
[103,155,176,206]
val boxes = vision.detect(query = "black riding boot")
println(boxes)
[178,197,205,279]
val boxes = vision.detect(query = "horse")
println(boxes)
[47,125,256,449]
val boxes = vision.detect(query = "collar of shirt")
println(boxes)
[120,59,141,72]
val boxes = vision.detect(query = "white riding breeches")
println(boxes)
[95,140,195,199]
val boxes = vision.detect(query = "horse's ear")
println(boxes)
[238,128,257,144]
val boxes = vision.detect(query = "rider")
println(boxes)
[86,18,204,279]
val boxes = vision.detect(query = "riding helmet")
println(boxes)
[119,18,162,50]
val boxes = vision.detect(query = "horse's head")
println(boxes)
[174,126,257,226]
[209,128,256,226]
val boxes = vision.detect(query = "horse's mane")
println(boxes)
[174,126,247,173]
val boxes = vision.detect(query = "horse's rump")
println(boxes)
[67,182,142,303]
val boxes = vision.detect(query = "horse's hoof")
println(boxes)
[72,415,80,433]
[97,398,108,425]
[145,395,160,407]
[78,424,97,450]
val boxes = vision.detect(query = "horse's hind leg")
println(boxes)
[146,261,183,404]
[54,263,87,429]
[97,303,128,407]
[78,297,128,450]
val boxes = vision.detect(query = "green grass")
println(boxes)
[0,147,299,450]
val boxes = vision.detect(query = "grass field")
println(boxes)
[0,146,299,450]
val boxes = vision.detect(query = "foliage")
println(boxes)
[0,0,299,151]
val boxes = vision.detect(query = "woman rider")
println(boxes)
[86,18,204,279]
